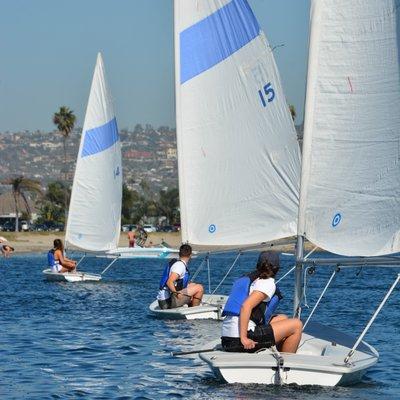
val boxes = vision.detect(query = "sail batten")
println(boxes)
[299,0,400,256]
[65,53,122,252]
[175,0,301,246]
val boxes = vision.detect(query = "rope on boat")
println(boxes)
[100,256,120,275]
[344,273,400,365]
[191,254,207,281]
[211,251,242,295]
[276,265,296,284]
[303,267,340,330]
[270,346,284,385]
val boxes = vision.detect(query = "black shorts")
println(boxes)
[221,324,276,353]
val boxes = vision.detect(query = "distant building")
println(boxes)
[166,148,177,160]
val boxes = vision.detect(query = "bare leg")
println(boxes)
[270,318,303,353]
[270,314,288,323]
[185,283,204,307]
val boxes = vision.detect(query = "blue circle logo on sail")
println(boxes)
[332,213,342,227]
[208,224,216,234]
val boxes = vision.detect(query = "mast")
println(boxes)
[294,235,304,317]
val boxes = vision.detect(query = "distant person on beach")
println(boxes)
[48,239,76,273]
[221,251,302,354]
[127,228,135,248]
[157,244,204,310]
[1,244,15,257]
[135,225,148,247]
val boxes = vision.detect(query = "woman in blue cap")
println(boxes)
[221,250,302,353]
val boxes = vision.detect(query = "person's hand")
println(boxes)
[173,291,182,300]
[241,336,257,350]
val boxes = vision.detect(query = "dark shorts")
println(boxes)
[221,324,276,353]
[158,298,172,310]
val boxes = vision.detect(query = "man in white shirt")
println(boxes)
[157,244,204,309]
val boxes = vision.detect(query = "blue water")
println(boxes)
[0,252,399,399]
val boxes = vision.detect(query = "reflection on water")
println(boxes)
[0,252,398,399]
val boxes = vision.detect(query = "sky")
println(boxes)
[0,0,310,132]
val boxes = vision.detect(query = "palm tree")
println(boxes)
[53,106,76,221]
[3,176,42,231]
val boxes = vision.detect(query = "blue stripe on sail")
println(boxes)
[180,0,260,84]
[81,117,119,158]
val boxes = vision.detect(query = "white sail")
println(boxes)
[299,0,400,256]
[174,0,301,246]
[66,53,122,252]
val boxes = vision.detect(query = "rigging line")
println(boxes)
[207,254,211,294]
[211,251,242,295]
[100,256,120,275]
[191,255,207,281]
[276,265,296,284]
[344,273,400,365]
[303,268,339,330]
[302,266,315,309]
[75,253,86,268]
[304,246,319,260]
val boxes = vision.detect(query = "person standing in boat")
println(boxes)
[48,239,77,273]
[157,244,204,309]
[221,251,302,353]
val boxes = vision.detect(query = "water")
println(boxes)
[0,252,399,399]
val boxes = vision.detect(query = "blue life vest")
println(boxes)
[159,258,190,291]
[222,274,282,326]
[47,249,55,267]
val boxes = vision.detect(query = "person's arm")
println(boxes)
[239,291,267,349]
[56,250,76,268]
[166,272,181,298]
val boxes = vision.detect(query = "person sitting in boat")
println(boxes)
[221,250,302,354]
[1,244,15,257]
[48,239,77,273]
[157,244,204,310]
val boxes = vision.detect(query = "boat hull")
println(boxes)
[199,322,378,386]
[42,269,102,282]
[149,294,227,320]
[105,246,180,259]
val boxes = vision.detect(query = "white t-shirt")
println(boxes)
[221,277,276,338]
[157,260,187,300]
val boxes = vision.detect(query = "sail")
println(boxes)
[299,0,400,256]
[174,0,301,246]
[65,53,122,252]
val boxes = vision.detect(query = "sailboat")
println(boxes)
[200,0,400,386]
[149,0,301,319]
[43,53,120,282]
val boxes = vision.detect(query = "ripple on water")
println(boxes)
[0,253,399,399]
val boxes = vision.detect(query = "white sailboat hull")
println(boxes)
[149,294,227,320]
[199,322,378,386]
[106,246,180,259]
[42,269,102,282]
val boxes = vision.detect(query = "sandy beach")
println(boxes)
[0,231,313,255]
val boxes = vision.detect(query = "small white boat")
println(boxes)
[149,294,227,320]
[106,246,180,259]
[42,268,101,282]
[199,322,378,386]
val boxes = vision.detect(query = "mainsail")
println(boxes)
[299,0,400,256]
[66,53,122,252]
[175,0,301,246]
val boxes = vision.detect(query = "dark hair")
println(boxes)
[53,238,64,252]
[254,251,280,279]
[179,244,192,258]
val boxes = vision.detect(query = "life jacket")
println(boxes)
[159,258,190,292]
[47,249,56,267]
[222,272,282,326]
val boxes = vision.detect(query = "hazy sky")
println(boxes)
[0,0,310,132]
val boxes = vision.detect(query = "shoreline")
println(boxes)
[0,232,315,255]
